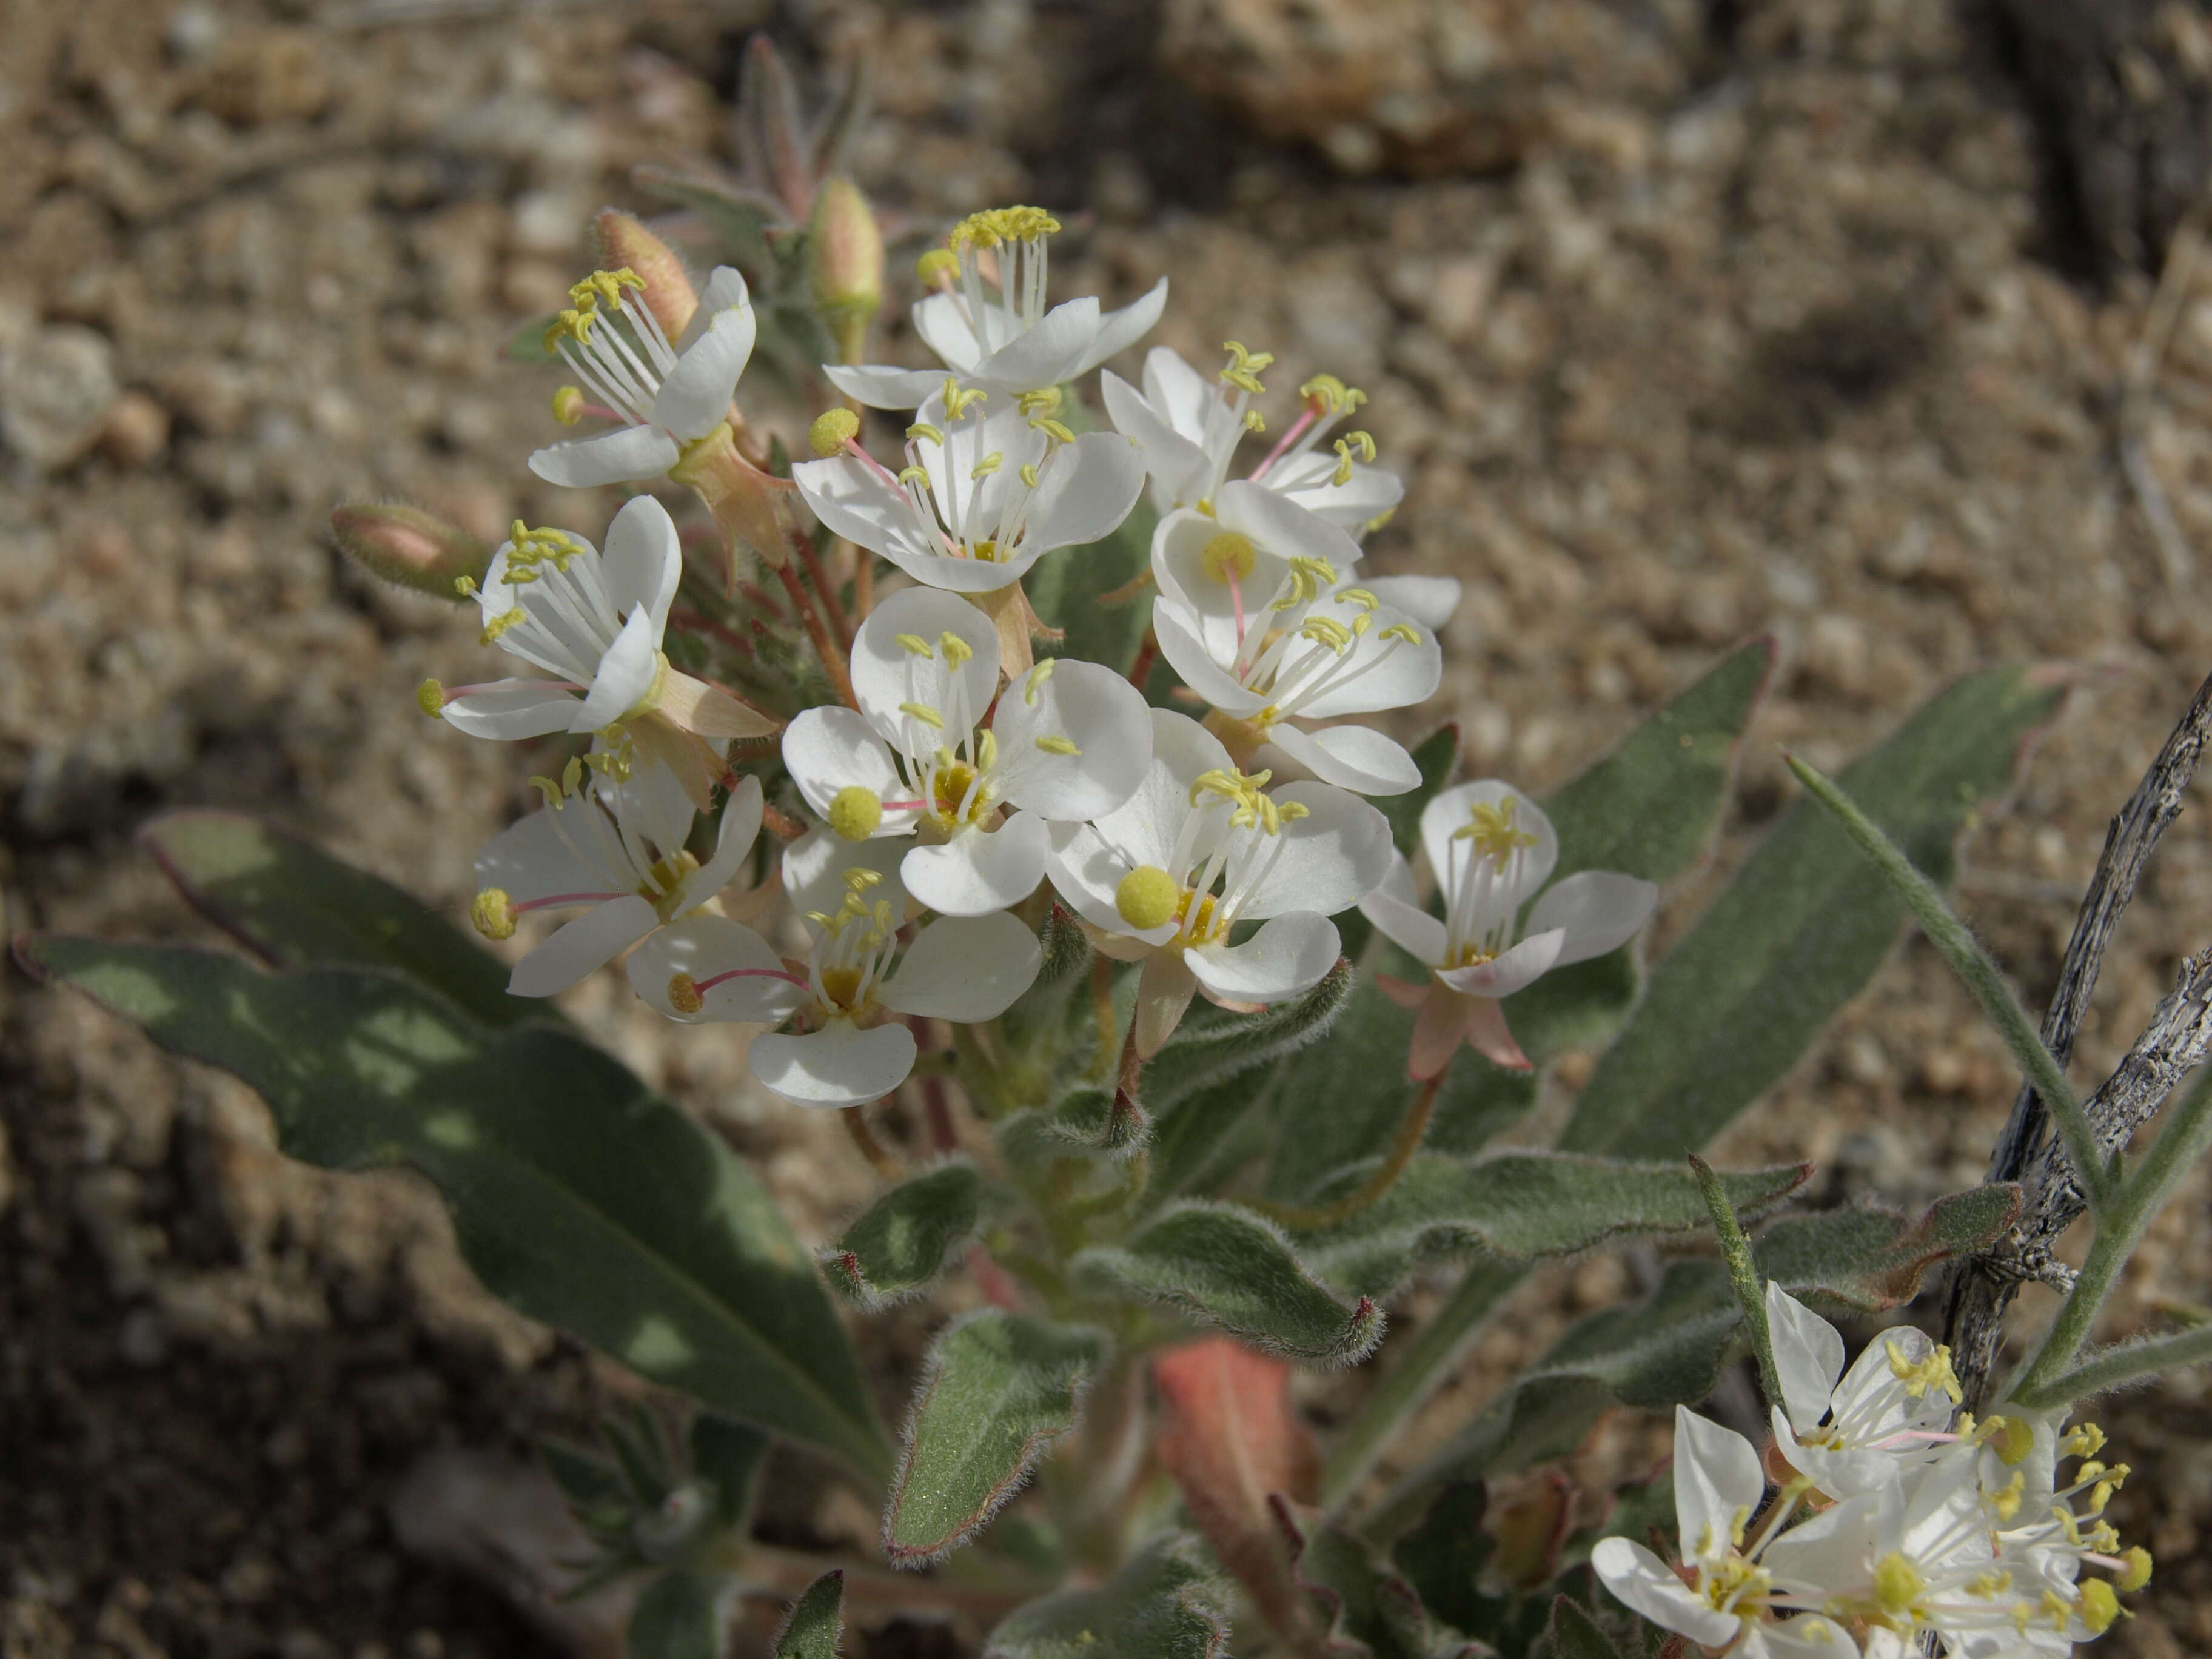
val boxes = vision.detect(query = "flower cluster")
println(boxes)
[416,202,1659,1113]
[1595,1285,2152,1657]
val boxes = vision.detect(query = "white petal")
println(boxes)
[850,586,999,749]
[1187,912,1340,1004]
[1074,710,1230,880]
[627,913,804,1024]
[970,295,1101,390]
[1434,928,1564,999]
[1228,782,1393,922]
[1672,1404,1766,1566]
[1770,1408,1900,1501]
[782,825,909,921]
[605,760,697,859]
[1760,1487,1886,1588]
[1100,367,1208,508]
[1143,344,1215,436]
[1149,508,1289,665]
[440,682,581,740]
[1357,853,1447,965]
[677,267,751,348]
[1590,1538,1741,1649]
[528,425,681,487]
[791,455,925,565]
[1151,602,1265,716]
[1528,870,1660,967]
[1262,722,1421,796]
[1267,451,1406,528]
[474,799,603,903]
[900,815,1050,916]
[878,911,1043,1021]
[573,606,662,731]
[1023,432,1146,554]
[750,1022,917,1108]
[1072,278,1168,375]
[683,774,765,904]
[651,303,758,440]
[508,894,659,997]
[1361,574,1461,631]
[822,363,954,411]
[876,546,1033,593]
[598,494,683,635]
[910,292,984,373]
[1214,478,1364,571]
[1766,1283,1848,1438]
[993,659,1155,820]
[782,707,913,830]
[1292,606,1443,720]
[1755,1615,1860,1658]
[1419,781,1558,902]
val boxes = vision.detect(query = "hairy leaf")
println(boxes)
[1751,1185,2023,1311]
[823,1161,988,1312]
[1275,1500,1485,1659]
[983,1532,1231,1659]
[997,903,1094,1059]
[773,1571,845,1659]
[1296,1156,1808,1301]
[1071,1204,1383,1367]
[22,939,888,1478]
[634,166,780,268]
[1541,1598,1626,1659]
[883,1310,1104,1566]
[1142,957,1355,1114]
[1562,665,2066,1159]
[628,1570,730,1659]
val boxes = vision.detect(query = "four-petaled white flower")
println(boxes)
[1358,782,1657,1073]
[1045,710,1392,1056]
[827,206,1167,411]
[1767,1282,1963,1498]
[781,586,1153,916]
[794,381,1144,598]
[627,829,1041,1108]
[469,762,763,997]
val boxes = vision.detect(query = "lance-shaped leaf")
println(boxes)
[1561,665,2066,1159]
[997,1087,1151,1173]
[883,1310,1104,1566]
[1274,1499,1486,1659]
[773,1571,845,1659]
[823,1161,988,1312]
[138,810,534,1028]
[1071,1204,1384,1367]
[1153,1339,1322,1644]
[1141,958,1355,1115]
[20,940,890,1480]
[1752,1184,2022,1310]
[628,1570,731,1659]
[983,1532,1232,1659]
[1295,1156,1808,1301]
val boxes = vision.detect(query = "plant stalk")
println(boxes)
[1252,1073,1443,1232]
[1690,1153,1785,1410]
[774,560,858,709]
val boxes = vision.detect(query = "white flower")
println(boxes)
[626,830,1042,1108]
[528,266,760,488]
[468,763,763,997]
[1045,709,1391,1055]
[1358,782,1657,1073]
[780,586,1153,916]
[826,206,1167,411]
[1102,343,1405,533]
[1150,493,1441,794]
[1766,1283,1964,1498]
[793,382,1144,595]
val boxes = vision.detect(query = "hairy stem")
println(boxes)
[1691,1153,1785,1411]
[775,560,858,709]
[1252,1073,1443,1232]
[840,1102,901,1179]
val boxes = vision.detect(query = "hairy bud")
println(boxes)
[329,503,488,601]
[809,176,883,366]
[592,209,697,340]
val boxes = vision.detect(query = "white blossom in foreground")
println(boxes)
[423,496,775,806]
[626,830,1041,1108]
[1358,782,1656,1071]
[826,207,1167,411]
[1767,1282,1964,1498]
[469,764,763,997]
[780,586,1152,915]
[1045,709,1391,1055]
[1102,343,1404,532]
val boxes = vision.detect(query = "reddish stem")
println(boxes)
[1127,627,1161,693]
[775,560,858,709]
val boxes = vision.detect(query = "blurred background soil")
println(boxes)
[7,0,2212,1652]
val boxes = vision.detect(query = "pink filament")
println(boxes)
[695,966,810,993]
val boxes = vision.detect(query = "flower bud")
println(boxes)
[329,503,488,602]
[809,175,883,366]
[592,209,697,340]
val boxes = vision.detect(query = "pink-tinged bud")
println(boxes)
[809,176,883,366]
[592,209,697,340]
[329,503,489,602]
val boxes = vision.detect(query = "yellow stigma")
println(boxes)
[666,973,704,1014]
[1201,532,1256,583]
[1873,1553,1924,1616]
[828,786,883,842]
[552,386,586,425]
[415,679,446,717]
[946,206,1061,252]
[1454,796,1539,862]
[2079,1580,2121,1635]
[1115,865,1180,931]
[916,247,960,288]
[1985,1415,2036,1466]
[2119,1547,2153,1592]
[470,889,516,942]
[809,407,860,457]
[1034,736,1081,756]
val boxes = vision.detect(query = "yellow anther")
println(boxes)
[1366,507,1397,533]
[1379,622,1422,645]
[1966,1571,2014,1599]
[1219,340,1275,395]
[899,702,945,729]
[1886,1340,1963,1403]
[542,307,598,350]
[844,866,885,891]
[1333,586,1379,612]
[2063,1423,2108,1460]
[1024,660,1054,704]
[939,632,974,666]
[528,774,563,808]
[1277,800,1310,824]
[453,575,480,598]
[1201,532,1256,583]
[568,267,643,310]
[1115,865,1180,931]
[561,756,585,796]
[946,206,1061,251]
[1019,463,1040,488]
[1987,1470,2025,1522]
[1031,417,1076,443]
[2090,1464,2128,1513]
[828,786,883,841]
[666,973,703,1014]
[479,607,527,646]
[1035,736,1081,756]
[1269,554,1339,609]
[1874,1554,1924,1616]
[809,407,860,457]
[1299,372,1368,415]
[470,889,517,942]
[1017,386,1062,417]
[415,679,446,717]
[2079,1581,2121,1635]
[1331,431,1377,486]
[1299,615,1353,655]
[1243,409,1267,433]
[552,386,586,425]
[975,728,998,775]
[1352,612,1374,638]
[906,422,945,446]
[2119,1547,2153,1592]
[895,633,935,659]
[898,464,931,487]
[1455,796,1540,862]
[942,378,990,420]
[916,248,960,287]
[971,452,1004,481]
[1986,1415,2036,1467]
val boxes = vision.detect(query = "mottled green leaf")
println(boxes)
[773,1571,845,1659]
[1562,665,2065,1159]
[1070,1203,1382,1366]
[983,1532,1232,1659]
[823,1161,988,1312]
[628,1570,729,1659]
[22,939,888,1480]
[883,1310,1104,1565]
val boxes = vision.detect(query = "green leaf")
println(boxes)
[1295,1155,1808,1301]
[1541,1597,1626,1659]
[883,1310,1104,1566]
[996,902,1094,1059]
[1561,665,2065,1159]
[773,1571,845,1659]
[1147,1065,1290,1204]
[1069,1203,1383,1366]
[22,940,889,1480]
[1752,1185,2022,1310]
[634,166,782,269]
[983,1532,1232,1659]
[139,811,533,1028]
[1377,724,1462,857]
[1027,495,1158,678]
[823,1161,988,1312]
[691,1413,772,1533]
[1141,957,1354,1114]
[628,1570,730,1659]
[1276,1500,1484,1659]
